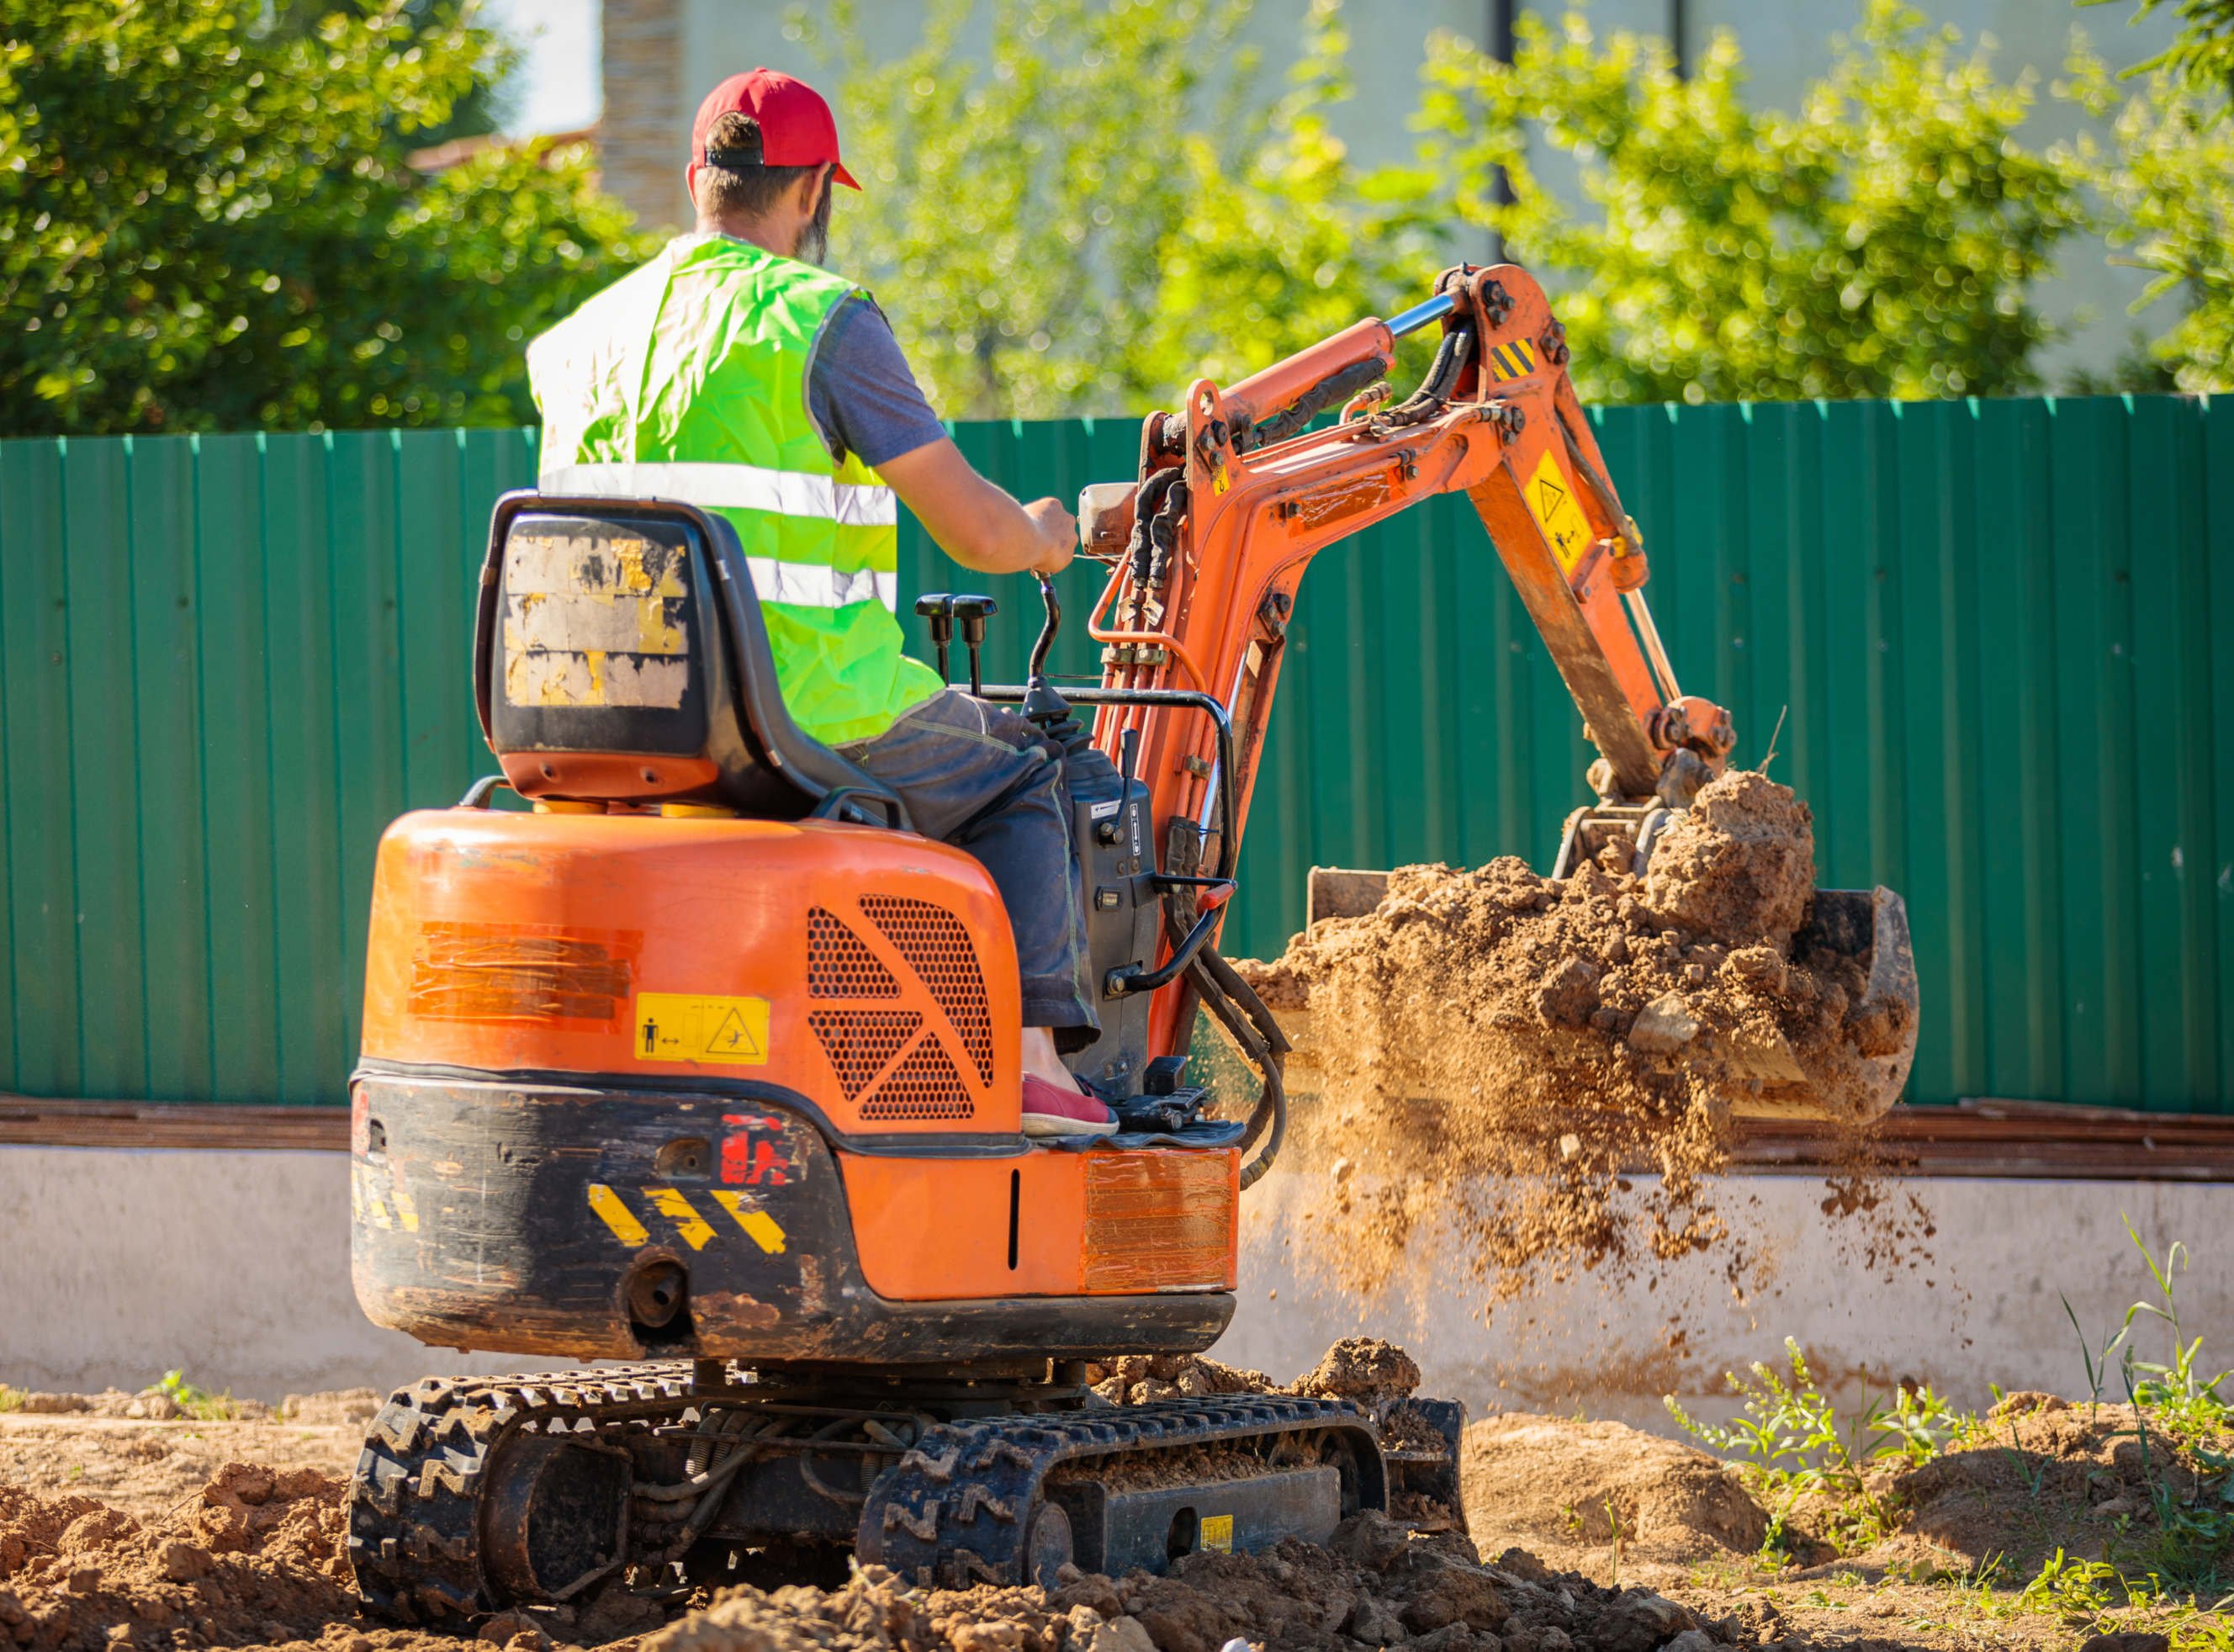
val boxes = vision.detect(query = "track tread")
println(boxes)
[860,1395,1378,1587]
[346,1360,698,1624]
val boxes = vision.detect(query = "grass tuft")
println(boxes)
[157,1369,240,1422]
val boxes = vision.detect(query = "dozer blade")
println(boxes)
[1267,866,1919,1127]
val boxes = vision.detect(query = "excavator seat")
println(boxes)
[473,490,910,829]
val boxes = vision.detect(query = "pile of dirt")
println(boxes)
[1459,1416,1768,1565]
[1230,770,1905,1305]
[0,1462,384,1652]
[7,1394,2203,1652]
[1079,1339,1416,1410]
[1845,1392,2231,1577]
[1459,1395,2234,1589]
[648,1518,1755,1652]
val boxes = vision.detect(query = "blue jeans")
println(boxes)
[838,690,1097,1038]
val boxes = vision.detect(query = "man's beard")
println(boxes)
[794,179,834,267]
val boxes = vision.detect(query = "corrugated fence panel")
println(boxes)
[0,399,2226,1112]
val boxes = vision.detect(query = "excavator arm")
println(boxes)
[1041,262,1915,1130]
[1072,265,1736,1058]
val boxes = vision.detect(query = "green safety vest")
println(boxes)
[527,235,945,748]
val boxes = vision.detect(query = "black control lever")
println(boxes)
[913,593,956,682]
[1020,575,1069,726]
[949,594,996,696]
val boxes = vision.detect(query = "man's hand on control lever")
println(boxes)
[1020,496,1076,578]
[881,436,1077,580]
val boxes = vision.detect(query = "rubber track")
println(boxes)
[861,1395,1374,1587]
[347,1362,703,1624]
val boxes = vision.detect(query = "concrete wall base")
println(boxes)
[1220,1168,2234,1434]
[0,1147,584,1400]
[4,1146,2229,1428]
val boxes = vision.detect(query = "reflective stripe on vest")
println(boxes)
[538,461,897,530]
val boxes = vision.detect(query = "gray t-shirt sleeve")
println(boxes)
[806,294,950,469]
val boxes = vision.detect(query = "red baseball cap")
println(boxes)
[688,69,860,194]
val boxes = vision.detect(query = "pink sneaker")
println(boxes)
[1021,1076,1118,1138]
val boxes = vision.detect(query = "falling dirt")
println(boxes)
[1229,771,1918,1309]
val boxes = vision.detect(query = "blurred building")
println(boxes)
[599,0,2184,384]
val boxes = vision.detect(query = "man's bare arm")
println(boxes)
[877,437,1075,578]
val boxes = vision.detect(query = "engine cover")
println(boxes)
[360,808,1022,1139]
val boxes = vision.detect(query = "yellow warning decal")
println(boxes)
[711,1191,788,1254]
[1523,449,1594,574]
[1200,1513,1235,1554]
[1487,339,1538,383]
[587,1183,651,1247]
[635,993,770,1065]
[644,1188,717,1250]
[387,1173,421,1234]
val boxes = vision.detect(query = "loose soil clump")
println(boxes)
[1077,1339,1415,1410]
[648,1519,1746,1652]
[1230,771,1908,1305]
[0,1462,433,1652]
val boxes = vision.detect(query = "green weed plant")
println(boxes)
[156,1369,239,1423]
[1665,1337,1971,1559]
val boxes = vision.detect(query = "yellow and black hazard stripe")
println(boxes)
[1486,339,1538,383]
[586,1182,789,1255]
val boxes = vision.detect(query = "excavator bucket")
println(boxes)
[1271,866,1920,1127]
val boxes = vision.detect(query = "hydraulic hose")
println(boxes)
[1183,940,1288,1190]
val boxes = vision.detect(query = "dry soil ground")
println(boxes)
[3,1369,2221,1652]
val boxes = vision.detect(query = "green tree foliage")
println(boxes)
[1416,2,2088,405]
[1,0,654,435]
[805,0,2105,414]
[2066,56,2234,392]
[2085,0,2234,103]
[801,0,1245,420]
[800,0,1441,420]
[1126,1,1443,393]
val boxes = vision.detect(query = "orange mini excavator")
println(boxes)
[346,264,1918,1622]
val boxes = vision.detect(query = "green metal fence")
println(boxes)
[1,395,2227,1113]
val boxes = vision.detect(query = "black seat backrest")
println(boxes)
[472,491,910,829]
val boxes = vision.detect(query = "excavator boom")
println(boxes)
[1069,263,1918,1120]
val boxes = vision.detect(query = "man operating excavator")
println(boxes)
[527,69,1114,1139]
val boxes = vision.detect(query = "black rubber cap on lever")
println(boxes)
[948,594,998,647]
[914,593,957,681]
[947,594,996,696]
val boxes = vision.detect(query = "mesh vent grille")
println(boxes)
[807,1009,920,1100]
[860,895,995,1083]
[859,1036,975,1120]
[807,907,899,998]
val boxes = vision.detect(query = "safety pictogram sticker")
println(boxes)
[634,993,771,1065]
[1523,449,1595,574]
